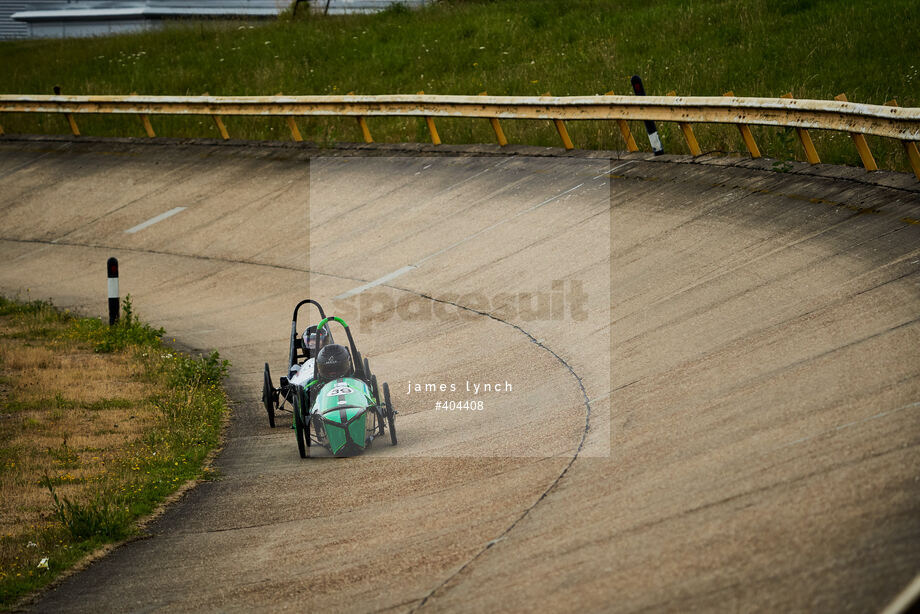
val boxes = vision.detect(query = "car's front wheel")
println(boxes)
[294,389,309,458]
[383,382,397,446]
[262,362,275,428]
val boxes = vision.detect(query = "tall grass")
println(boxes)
[0,0,917,170]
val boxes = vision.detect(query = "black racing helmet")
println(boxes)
[316,343,351,379]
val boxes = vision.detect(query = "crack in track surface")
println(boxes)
[1,236,594,610]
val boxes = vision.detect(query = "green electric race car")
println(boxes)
[261,299,397,458]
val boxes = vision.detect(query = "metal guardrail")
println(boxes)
[1,93,919,178]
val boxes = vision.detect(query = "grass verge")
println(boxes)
[0,294,229,610]
[0,0,917,171]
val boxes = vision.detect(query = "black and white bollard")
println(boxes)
[107,257,119,325]
[630,75,664,155]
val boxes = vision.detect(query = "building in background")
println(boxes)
[0,2,29,38]
[0,0,428,40]
[305,0,427,15]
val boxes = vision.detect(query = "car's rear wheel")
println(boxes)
[294,389,308,459]
[262,362,275,428]
[305,388,312,448]
[383,382,397,446]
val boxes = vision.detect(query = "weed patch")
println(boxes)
[42,477,132,542]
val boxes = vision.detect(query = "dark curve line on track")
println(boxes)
[403,290,593,612]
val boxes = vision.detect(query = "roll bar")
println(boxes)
[289,299,327,368]
[315,316,364,379]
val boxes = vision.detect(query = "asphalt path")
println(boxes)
[0,137,917,613]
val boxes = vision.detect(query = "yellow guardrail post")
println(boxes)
[277,92,302,141]
[554,119,574,150]
[140,115,155,138]
[667,90,702,156]
[348,91,373,143]
[781,93,820,164]
[202,92,229,140]
[885,99,920,180]
[723,91,759,158]
[542,92,574,150]
[553,119,575,149]
[425,117,441,145]
[66,113,81,136]
[835,93,877,171]
[53,86,80,136]
[212,116,229,139]
[480,91,508,146]
[418,91,441,145]
[131,92,155,137]
[286,116,303,142]
[356,116,373,143]
[606,91,638,152]
[489,117,508,146]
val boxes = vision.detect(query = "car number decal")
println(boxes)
[328,383,355,397]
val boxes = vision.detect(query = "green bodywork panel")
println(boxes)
[326,422,347,453]
[309,377,374,454]
[311,377,374,413]
[347,415,366,445]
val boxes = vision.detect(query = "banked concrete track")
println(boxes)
[0,137,918,613]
